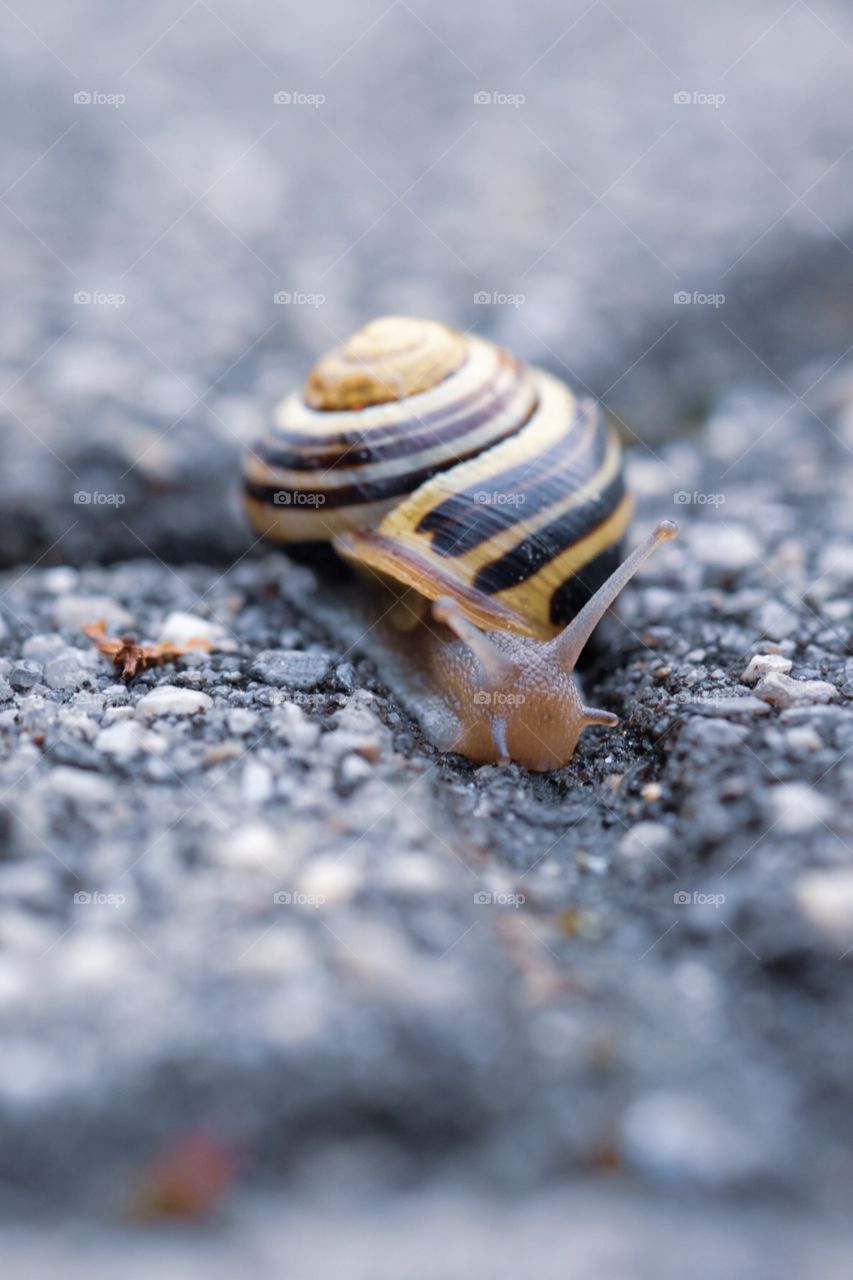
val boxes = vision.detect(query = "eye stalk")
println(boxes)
[430,521,678,771]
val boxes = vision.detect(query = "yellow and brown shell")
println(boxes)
[243,316,632,640]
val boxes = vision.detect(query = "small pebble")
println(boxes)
[617,822,672,868]
[95,720,145,762]
[379,854,445,894]
[795,870,853,947]
[44,652,92,693]
[213,822,285,871]
[758,599,801,640]
[41,567,78,594]
[226,709,259,736]
[21,634,66,664]
[270,701,320,750]
[297,858,360,906]
[157,611,234,651]
[250,650,331,691]
[337,753,373,793]
[816,540,853,584]
[684,694,770,719]
[241,760,274,804]
[784,726,822,753]
[9,662,42,692]
[137,686,213,717]
[767,783,834,834]
[577,851,608,875]
[53,595,133,633]
[621,1090,761,1188]
[48,767,116,807]
[690,523,760,574]
[754,671,837,708]
[741,653,793,686]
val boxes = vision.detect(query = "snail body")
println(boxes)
[244,317,677,770]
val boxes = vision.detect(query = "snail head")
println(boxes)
[430,520,678,771]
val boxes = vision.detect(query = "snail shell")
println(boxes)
[243,316,633,640]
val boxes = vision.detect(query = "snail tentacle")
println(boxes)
[431,595,515,686]
[489,716,511,768]
[549,519,678,671]
[581,708,620,729]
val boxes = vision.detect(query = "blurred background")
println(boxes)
[2,0,853,566]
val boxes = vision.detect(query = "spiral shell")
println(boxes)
[244,316,632,640]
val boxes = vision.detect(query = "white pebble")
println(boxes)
[339,753,373,789]
[241,760,274,804]
[816,540,853,585]
[795,870,853,946]
[621,1090,759,1187]
[41,566,78,594]
[95,719,145,761]
[740,653,792,686]
[754,671,837,708]
[767,783,834,833]
[53,595,133,633]
[227,708,259,735]
[690,523,760,573]
[271,701,320,751]
[617,822,672,864]
[379,855,445,895]
[214,822,282,870]
[758,600,800,640]
[158,610,234,651]
[48,768,117,806]
[137,685,212,717]
[298,858,361,905]
[56,934,134,990]
[784,726,822,753]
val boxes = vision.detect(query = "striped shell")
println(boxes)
[243,316,632,641]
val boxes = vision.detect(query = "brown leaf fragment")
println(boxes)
[82,619,211,680]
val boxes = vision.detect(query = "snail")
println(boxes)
[243,316,677,771]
